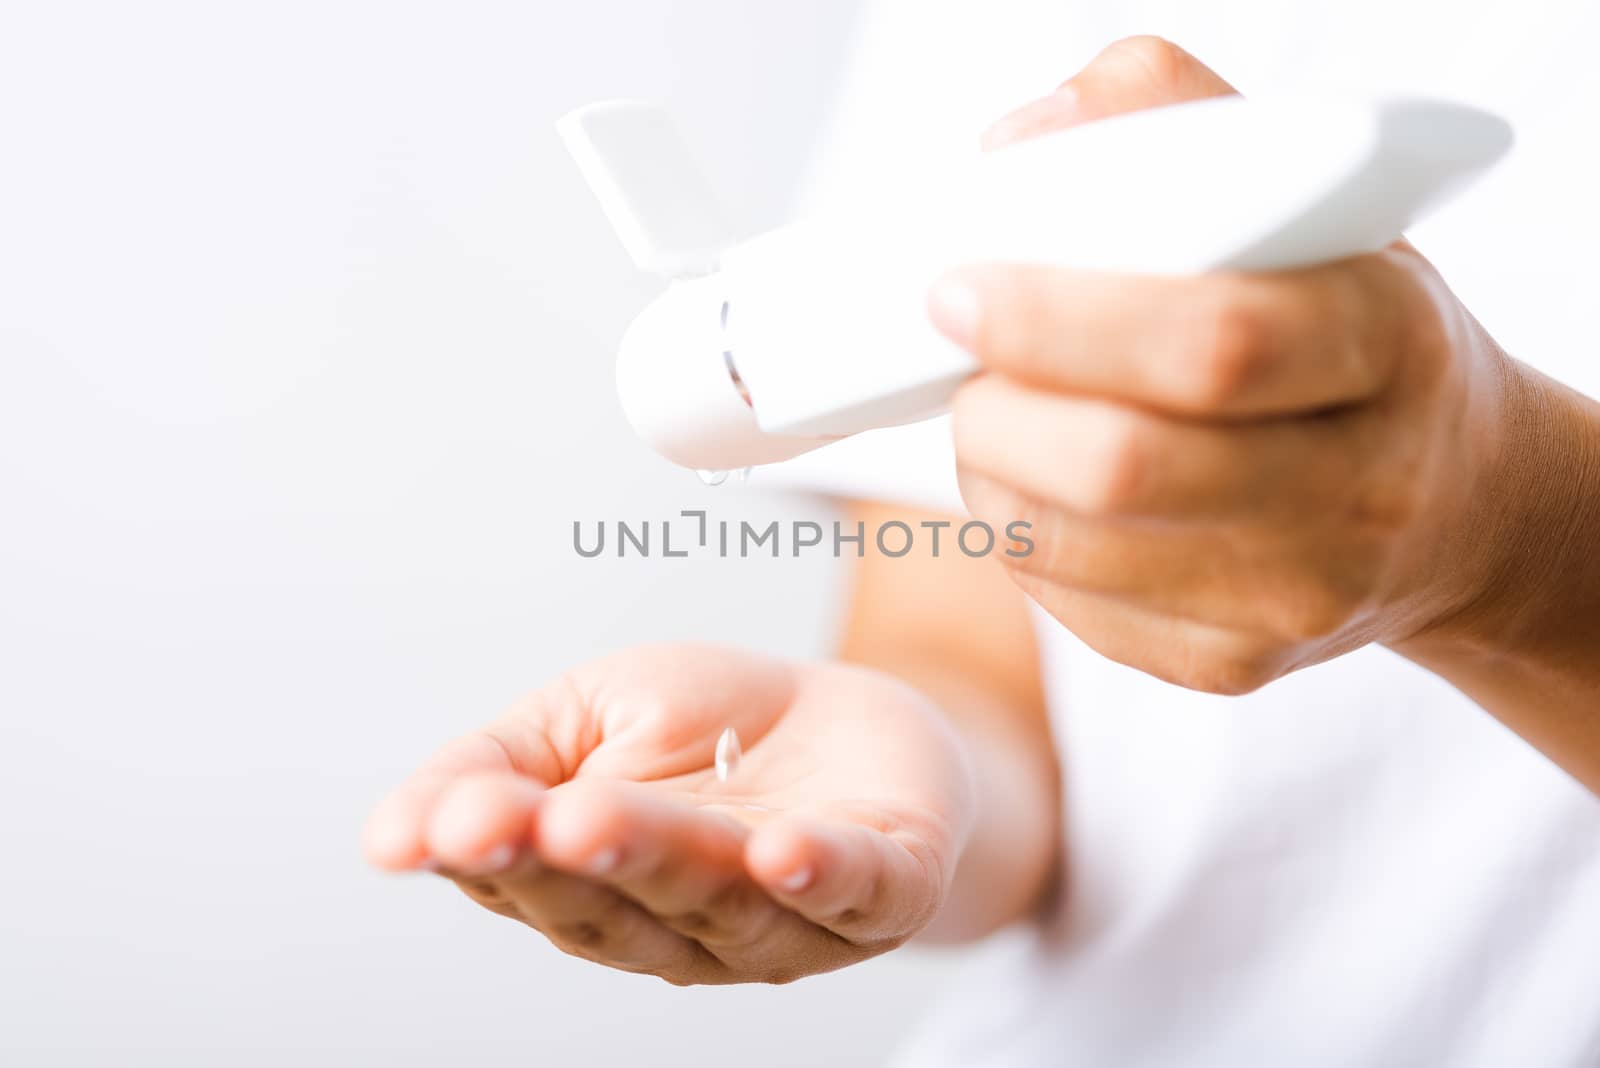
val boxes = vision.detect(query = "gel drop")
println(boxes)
[714,726,742,783]
[696,467,751,487]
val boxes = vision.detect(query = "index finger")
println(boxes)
[928,251,1425,417]
[362,688,577,870]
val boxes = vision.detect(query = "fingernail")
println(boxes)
[418,857,441,873]
[927,277,981,351]
[587,846,620,876]
[780,866,813,893]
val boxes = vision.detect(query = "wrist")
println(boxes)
[877,659,1058,942]
[1394,355,1600,671]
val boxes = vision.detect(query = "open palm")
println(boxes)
[363,643,974,984]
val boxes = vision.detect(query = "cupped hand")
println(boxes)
[934,37,1521,694]
[363,644,973,984]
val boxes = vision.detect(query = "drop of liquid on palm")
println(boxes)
[715,726,742,783]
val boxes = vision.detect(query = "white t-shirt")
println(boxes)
[776,2,1600,1064]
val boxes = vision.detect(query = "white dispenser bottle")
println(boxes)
[558,95,1510,473]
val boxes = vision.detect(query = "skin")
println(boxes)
[362,644,977,984]
[933,36,1600,790]
[365,36,1600,984]
[361,525,1052,981]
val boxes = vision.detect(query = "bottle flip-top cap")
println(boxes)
[615,274,831,471]
[560,100,834,471]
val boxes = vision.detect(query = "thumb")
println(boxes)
[982,35,1238,150]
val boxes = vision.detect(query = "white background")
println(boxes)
[0,3,957,1064]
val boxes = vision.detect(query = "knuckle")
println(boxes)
[1020,532,1092,591]
[818,870,882,932]
[702,875,753,915]
[992,497,1072,579]
[657,956,730,987]
[454,881,520,920]
[666,909,714,935]
[665,907,761,952]
[1185,290,1274,408]
[1191,656,1277,696]
[1166,639,1282,696]
[1103,35,1193,89]
[1349,477,1422,536]
[693,885,774,949]
[1383,249,1451,341]
[820,905,868,929]
[1273,583,1360,642]
[460,878,505,902]
[759,964,811,986]
[1317,268,1387,394]
[954,463,1016,525]
[1079,415,1149,513]
[543,894,641,958]
[550,919,609,951]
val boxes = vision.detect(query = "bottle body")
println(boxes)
[613,94,1512,472]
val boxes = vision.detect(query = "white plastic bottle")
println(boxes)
[559,95,1510,473]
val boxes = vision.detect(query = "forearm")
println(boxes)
[836,500,1062,942]
[842,649,1062,942]
[1395,361,1600,791]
